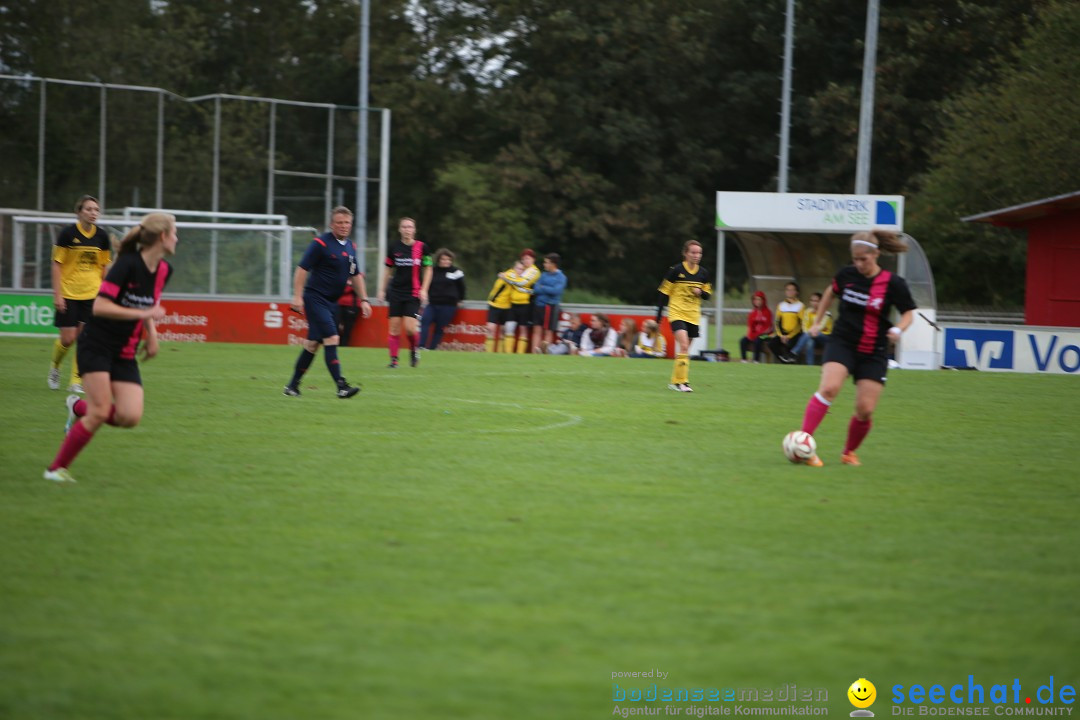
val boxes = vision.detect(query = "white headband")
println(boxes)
[852,239,878,248]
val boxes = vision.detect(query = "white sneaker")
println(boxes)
[65,394,80,433]
[68,383,84,394]
[680,383,694,393]
[43,467,76,483]
[668,383,693,393]
[48,367,61,390]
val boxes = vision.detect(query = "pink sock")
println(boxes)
[50,419,94,471]
[844,416,872,454]
[801,393,831,435]
[408,333,419,350]
[388,334,400,358]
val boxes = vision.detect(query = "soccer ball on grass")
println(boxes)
[782,431,816,463]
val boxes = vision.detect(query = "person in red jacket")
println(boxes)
[739,290,773,363]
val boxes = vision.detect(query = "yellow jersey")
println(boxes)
[53,222,111,300]
[658,262,712,325]
[487,275,513,310]
[505,265,540,305]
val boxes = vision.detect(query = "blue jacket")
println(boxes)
[533,269,567,306]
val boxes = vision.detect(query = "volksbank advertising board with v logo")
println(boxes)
[944,326,1080,374]
[715,192,903,232]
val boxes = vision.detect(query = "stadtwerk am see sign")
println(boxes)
[715,192,905,233]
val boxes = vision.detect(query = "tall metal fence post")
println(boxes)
[325,108,334,223]
[377,108,391,276]
[156,90,164,208]
[99,85,107,207]
[37,79,46,211]
[210,96,221,294]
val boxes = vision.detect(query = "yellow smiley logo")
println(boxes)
[848,679,877,709]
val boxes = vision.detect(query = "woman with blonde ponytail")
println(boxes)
[44,213,178,483]
[795,229,916,467]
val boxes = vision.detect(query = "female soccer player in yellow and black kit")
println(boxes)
[484,261,516,352]
[656,240,712,392]
[49,195,112,393]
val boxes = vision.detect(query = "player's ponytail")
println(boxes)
[851,229,908,254]
[119,212,175,255]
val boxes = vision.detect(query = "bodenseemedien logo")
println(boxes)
[849,678,877,717]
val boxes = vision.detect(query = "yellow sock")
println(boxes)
[485,337,496,352]
[515,336,528,354]
[51,339,69,368]
[70,351,81,386]
[502,336,516,353]
[671,354,689,384]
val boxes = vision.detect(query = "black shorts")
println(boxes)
[822,341,889,384]
[487,306,511,325]
[303,292,338,342]
[54,298,94,328]
[388,297,421,318]
[76,338,142,385]
[511,303,532,327]
[532,303,560,331]
[669,320,699,339]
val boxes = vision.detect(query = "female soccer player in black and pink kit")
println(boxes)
[44,213,177,483]
[798,229,915,467]
[377,217,432,368]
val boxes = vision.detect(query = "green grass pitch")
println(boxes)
[1,337,1078,719]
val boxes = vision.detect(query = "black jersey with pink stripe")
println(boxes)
[829,265,915,355]
[385,239,431,301]
[80,252,172,359]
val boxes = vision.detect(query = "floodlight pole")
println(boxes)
[777,0,795,193]
[356,0,371,273]
[714,229,726,350]
[854,0,880,194]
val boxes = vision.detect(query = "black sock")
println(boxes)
[289,349,316,388]
[324,345,344,384]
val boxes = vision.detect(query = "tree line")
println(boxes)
[2,0,1077,306]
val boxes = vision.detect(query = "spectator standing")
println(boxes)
[484,259,519,352]
[420,248,466,349]
[336,278,364,346]
[499,249,540,353]
[530,253,567,353]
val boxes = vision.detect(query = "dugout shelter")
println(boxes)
[962,189,1080,328]
[713,192,939,370]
